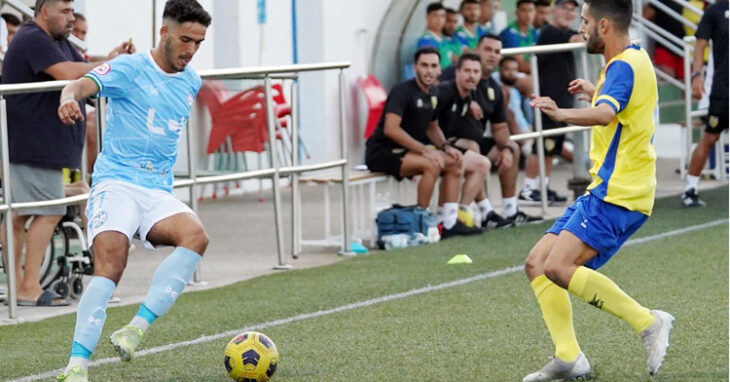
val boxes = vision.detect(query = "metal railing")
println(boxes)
[500,42,596,215]
[1,61,351,320]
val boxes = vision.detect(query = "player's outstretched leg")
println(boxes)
[57,277,117,382]
[567,266,674,376]
[110,247,201,361]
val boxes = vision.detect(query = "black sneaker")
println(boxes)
[442,220,483,239]
[505,210,543,225]
[681,188,706,207]
[481,211,513,229]
[518,188,541,205]
[547,188,567,203]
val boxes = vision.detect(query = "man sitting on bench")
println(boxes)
[365,47,481,237]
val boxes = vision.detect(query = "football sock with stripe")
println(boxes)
[140,246,202,321]
[568,266,654,333]
[66,276,116,371]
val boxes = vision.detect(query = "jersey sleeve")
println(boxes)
[595,60,634,113]
[694,6,714,40]
[417,35,438,50]
[499,29,519,48]
[383,83,409,118]
[489,84,507,124]
[83,55,136,98]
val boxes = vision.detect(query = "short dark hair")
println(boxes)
[584,0,633,32]
[1,13,21,26]
[73,12,85,22]
[460,0,480,10]
[414,46,441,63]
[34,0,72,17]
[457,52,482,69]
[517,0,535,7]
[477,33,501,47]
[535,0,551,7]
[499,55,517,67]
[163,0,212,27]
[444,7,458,15]
[426,2,445,15]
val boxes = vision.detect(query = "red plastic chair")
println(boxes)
[356,75,388,139]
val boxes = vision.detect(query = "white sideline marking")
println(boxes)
[11,219,728,382]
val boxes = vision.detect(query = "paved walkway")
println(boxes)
[1,157,726,324]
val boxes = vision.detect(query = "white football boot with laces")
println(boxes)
[641,310,675,376]
[522,352,591,381]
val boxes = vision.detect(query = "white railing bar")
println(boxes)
[636,16,689,51]
[645,0,698,31]
[279,159,348,176]
[639,22,686,57]
[0,74,299,96]
[3,0,88,52]
[655,66,686,90]
[198,62,350,79]
[502,41,586,56]
[510,125,592,142]
[669,0,704,16]
[691,109,708,118]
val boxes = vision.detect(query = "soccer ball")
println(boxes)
[224,331,279,382]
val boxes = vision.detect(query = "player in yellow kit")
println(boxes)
[520,0,674,380]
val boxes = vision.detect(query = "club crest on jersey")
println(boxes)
[92,63,111,76]
[416,98,423,108]
[91,210,108,229]
[431,96,438,109]
[487,87,495,101]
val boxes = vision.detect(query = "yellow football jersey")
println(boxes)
[587,44,658,216]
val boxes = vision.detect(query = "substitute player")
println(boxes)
[522,0,673,380]
[56,1,211,381]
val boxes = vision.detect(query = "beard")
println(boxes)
[586,27,605,54]
[415,71,435,87]
[501,76,517,86]
[163,39,186,72]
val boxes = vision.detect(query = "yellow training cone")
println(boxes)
[447,254,473,264]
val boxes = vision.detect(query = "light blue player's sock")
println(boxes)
[140,247,201,322]
[67,276,116,371]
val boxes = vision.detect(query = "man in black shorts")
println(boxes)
[472,34,541,225]
[683,0,728,207]
[365,47,479,237]
[520,0,583,205]
[436,53,507,229]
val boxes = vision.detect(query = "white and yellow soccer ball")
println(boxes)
[224,331,279,382]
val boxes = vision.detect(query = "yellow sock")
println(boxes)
[568,266,654,333]
[531,275,581,362]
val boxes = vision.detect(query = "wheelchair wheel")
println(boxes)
[39,226,70,289]
[70,276,84,299]
[50,279,70,299]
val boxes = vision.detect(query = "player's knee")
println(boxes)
[180,226,209,255]
[421,161,440,178]
[524,248,545,276]
[477,156,491,174]
[543,258,565,286]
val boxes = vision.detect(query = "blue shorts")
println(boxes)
[547,193,648,270]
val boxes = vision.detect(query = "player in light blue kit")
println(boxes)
[56,1,211,381]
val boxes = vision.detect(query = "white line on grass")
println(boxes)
[11,218,728,382]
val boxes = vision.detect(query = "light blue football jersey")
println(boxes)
[84,51,201,193]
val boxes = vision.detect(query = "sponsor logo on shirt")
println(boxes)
[487,87,495,101]
[431,96,438,109]
[92,63,111,76]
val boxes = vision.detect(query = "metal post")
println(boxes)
[530,55,548,216]
[568,51,593,199]
[186,119,205,285]
[682,40,693,179]
[265,76,291,269]
[152,0,157,48]
[1,97,18,319]
[290,79,301,258]
[337,69,354,256]
[95,97,106,155]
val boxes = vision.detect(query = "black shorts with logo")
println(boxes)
[704,99,729,134]
[365,142,408,180]
[532,119,566,156]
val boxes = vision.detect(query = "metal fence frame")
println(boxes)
[0,61,351,320]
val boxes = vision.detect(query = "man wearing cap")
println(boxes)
[519,0,584,205]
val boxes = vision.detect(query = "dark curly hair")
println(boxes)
[163,0,212,27]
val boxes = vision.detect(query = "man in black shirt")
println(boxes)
[520,0,583,205]
[365,47,479,236]
[472,34,541,225]
[683,0,728,207]
[437,53,508,229]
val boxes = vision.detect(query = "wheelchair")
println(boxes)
[0,205,94,300]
